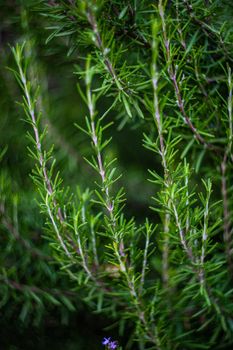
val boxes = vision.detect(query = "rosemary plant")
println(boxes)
[1,0,233,349]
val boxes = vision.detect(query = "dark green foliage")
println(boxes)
[1,0,233,349]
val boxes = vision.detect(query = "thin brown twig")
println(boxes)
[85,3,131,95]
[1,275,77,298]
[158,0,221,155]
[151,26,171,288]
[221,155,232,272]
[220,66,233,273]
[0,202,51,261]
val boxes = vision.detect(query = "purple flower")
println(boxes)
[102,337,111,346]
[102,337,118,349]
[108,341,118,350]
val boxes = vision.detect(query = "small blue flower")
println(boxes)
[102,337,119,349]
[102,337,111,346]
[108,341,118,350]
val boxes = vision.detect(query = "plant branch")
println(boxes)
[158,0,220,155]
[12,44,70,257]
[151,20,171,287]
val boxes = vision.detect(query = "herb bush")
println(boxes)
[1,0,233,349]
